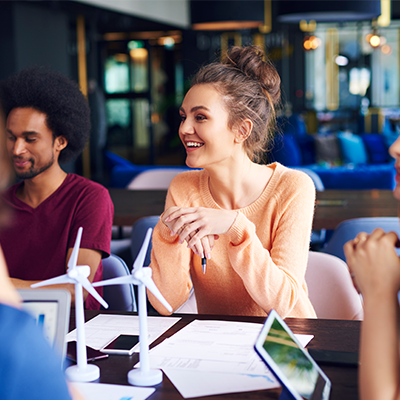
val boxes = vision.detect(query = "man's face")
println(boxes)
[5,107,66,180]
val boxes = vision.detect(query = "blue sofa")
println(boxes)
[269,120,396,190]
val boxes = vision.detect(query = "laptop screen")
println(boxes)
[254,310,331,400]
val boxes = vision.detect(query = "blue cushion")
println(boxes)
[297,135,316,165]
[361,134,389,164]
[314,134,342,165]
[382,118,399,148]
[337,132,368,165]
[270,134,302,166]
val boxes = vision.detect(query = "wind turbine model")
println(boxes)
[32,227,108,382]
[93,228,172,387]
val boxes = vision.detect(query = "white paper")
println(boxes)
[71,382,155,400]
[138,319,313,398]
[163,369,275,398]
[66,314,180,350]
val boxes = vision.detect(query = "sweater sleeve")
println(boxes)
[226,172,316,317]
[147,187,194,315]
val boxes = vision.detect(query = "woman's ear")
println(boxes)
[234,119,253,144]
[55,136,68,152]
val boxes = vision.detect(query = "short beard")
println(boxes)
[14,153,55,180]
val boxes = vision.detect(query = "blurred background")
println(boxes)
[1,0,398,188]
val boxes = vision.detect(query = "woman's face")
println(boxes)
[178,84,240,169]
[389,135,400,201]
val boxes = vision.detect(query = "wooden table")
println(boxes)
[73,311,360,400]
[314,189,398,230]
[109,188,398,231]
[109,189,167,227]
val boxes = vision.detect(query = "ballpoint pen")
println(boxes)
[202,257,207,274]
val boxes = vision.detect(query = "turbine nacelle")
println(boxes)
[68,265,90,280]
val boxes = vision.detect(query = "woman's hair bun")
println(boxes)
[224,45,281,106]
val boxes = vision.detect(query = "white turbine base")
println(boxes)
[128,368,162,386]
[65,364,100,382]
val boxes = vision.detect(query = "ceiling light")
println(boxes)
[335,55,349,66]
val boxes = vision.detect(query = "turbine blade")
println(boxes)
[79,276,109,309]
[92,276,134,287]
[31,274,71,288]
[68,227,83,270]
[141,275,172,312]
[132,228,152,272]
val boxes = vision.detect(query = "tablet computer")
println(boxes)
[18,289,71,362]
[254,310,331,400]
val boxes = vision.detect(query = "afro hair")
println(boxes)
[0,65,90,164]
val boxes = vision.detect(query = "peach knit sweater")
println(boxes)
[148,163,317,318]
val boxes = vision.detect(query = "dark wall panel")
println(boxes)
[13,2,70,76]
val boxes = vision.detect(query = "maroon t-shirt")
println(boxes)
[0,173,114,310]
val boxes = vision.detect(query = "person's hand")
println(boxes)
[161,206,218,258]
[343,228,400,297]
[162,207,237,258]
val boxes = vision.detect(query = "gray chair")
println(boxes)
[295,167,326,246]
[322,217,400,261]
[294,167,325,192]
[126,168,189,190]
[101,253,137,311]
[131,216,160,266]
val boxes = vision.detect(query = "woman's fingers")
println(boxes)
[163,206,226,260]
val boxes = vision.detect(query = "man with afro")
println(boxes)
[0,66,114,309]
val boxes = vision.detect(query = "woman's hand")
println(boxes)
[161,207,237,258]
[344,228,400,297]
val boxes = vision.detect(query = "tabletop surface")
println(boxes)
[72,311,361,400]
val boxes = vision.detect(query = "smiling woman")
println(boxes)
[147,46,317,319]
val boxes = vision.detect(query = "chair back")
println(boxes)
[102,254,137,312]
[305,251,363,320]
[323,217,400,261]
[131,216,160,266]
[294,168,326,246]
[294,167,325,191]
[127,168,189,190]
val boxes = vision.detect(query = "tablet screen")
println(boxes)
[255,310,331,400]
[22,300,59,347]
[18,289,71,362]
